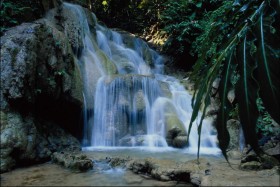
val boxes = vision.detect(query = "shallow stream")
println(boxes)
[0,148,219,186]
[1,148,279,186]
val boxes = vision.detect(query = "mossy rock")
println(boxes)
[0,111,7,128]
[159,81,172,98]
[165,114,187,148]
[52,152,93,172]
[165,114,186,138]
[173,136,188,148]
[96,50,117,75]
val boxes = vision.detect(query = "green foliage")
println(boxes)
[0,0,42,35]
[161,1,202,57]
[160,0,223,69]
[256,98,279,137]
[229,103,239,119]
[91,0,167,34]
[189,0,280,159]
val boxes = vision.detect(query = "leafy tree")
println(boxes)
[160,0,222,69]
[188,0,280,159]
[91,0,167,34]
[0,0,43,35]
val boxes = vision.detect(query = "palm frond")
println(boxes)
[189,0,280,159]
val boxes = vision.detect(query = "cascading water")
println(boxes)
[63,3,220,154]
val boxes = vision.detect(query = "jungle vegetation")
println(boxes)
[1,0,279,159]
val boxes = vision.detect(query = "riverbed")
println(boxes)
[1,147,279,186]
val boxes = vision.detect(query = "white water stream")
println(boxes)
[64,3,220,155]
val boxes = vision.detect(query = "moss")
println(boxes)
[96,50,117,75]
[165,114,186,137]
[71,61,84,104]
[0,111,8,128]
[11,48,20,68]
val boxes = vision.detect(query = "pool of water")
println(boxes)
[1,147,279,186]
[83,146,222,161]
[1,147,222,186]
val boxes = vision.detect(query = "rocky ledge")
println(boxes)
[81,152,279,186]
[52,152,93,171]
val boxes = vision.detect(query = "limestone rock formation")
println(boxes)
[0,4,90,173]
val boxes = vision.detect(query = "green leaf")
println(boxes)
[256,12,280,124]
[197,92,210,161]
[196,2,202,8]
[216,50,235,162]
[236,36,261,154]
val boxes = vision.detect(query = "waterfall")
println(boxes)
[62,3,219,153]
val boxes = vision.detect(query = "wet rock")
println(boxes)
[52,152,93,171]
[240,153,280,170]
[212,78,220,90]
[257,166,280,176]
[0,112,38,172]
[0,4,88,172]
[165,114,187,147]
[159,81,172,98]
[180,77,195,93]
[119,134,167,147]
[134,90,146,111]
[227,119,242,150]
[240,161,262,170]
[227,150,242,160]
[128,157,210,183]
[0,111,81,173]
[119,135,137,146]
[173,136,188,148]
[123,173,143,184]
[108,157,132,168]
[265,143,280,157]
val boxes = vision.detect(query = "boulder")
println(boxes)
[165,114,187,147]
[265,143,280,158]
[52,151,93,171]
[226,119,242,151]
[134,90,146,112]
[180,77,195,93]
[108,157,132,168]
[240,153,279,170]
[119,135,167,147]
[0,5,87,172]
[159,81,172,98]
[240,161,263,170]
[173,136,188,148]
[128,157,210,183]
[0,112,80,173]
